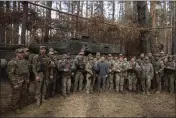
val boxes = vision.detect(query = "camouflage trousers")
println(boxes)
[35,73,48,101]
[62,76,71,95]
[115,73,124,92]
[106,74,114,91]
[73,71,84,92]
[155,73,162,91]
[128,73,137,92]
[85,74,93,93]
[97,75,106,92]
[11,76,28,109]
[141,76,152,92]
[165,73,175,93]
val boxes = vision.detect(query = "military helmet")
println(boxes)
[66,55,71,59]
[160,51,164,54]
[168,55,173,59]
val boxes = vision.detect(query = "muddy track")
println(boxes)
[1,82,176,117]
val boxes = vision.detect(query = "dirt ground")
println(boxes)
[0,81,176,117]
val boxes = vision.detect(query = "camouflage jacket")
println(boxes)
[7,58,29,86]
[106,59,115,74]
[32,54,51,78]
[141,63,154,79]
[85,59,94,77]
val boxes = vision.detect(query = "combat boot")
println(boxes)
[36,99,41,107]
[155,91,160,94]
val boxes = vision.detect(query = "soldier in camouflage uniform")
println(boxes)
[164,55,176,93]
[72,50,86,92]
[106,54,115,91]
[85,54,94,93]
[58,54,72,96]
[23,48,32,94]
[141,57,154,95]
[93,52,101,91]
[127,57,141,93]
[136,53,145,92]
[153,54,165,94]
[48,48,57,96]
[33,46,53,106]
[7,48,29,111]
[114,56,126,93]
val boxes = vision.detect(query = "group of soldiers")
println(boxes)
[6,45,176,112]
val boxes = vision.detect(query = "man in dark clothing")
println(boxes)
[96,56,109,92]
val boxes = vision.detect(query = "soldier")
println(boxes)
[85,54,94,93]
[127,57,141,93]
[72,50,86,92]
[96,56,109,92]
[7,48,29,111]
[106,54,115,91]
[92,52,101,91]
[48,48,57,96]
[164,55,176,93]
[141,57,154,95]
[136,53,145,92]
[114,56,126,93]
[153,54,165,94]
[58,54,72,96]
[23,48,32,94]
[148,53,155,64]
[32,46,52,106]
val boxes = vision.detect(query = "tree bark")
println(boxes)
[21,1,28,45]
[44,1,52,42]
[112,1,115,21]
[0,1,5,44]
[137,1,150,54]
[5,1,11,44]
[13,1,19,44]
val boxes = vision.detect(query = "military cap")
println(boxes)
[160,51,164,54]
[108,54,112,57]
[88,54,92,57]
[144,56,149,60]
[48,51,54,55]
[23,48,29,52]
[49,48,54,52]
[96,52,100,56]
[40,45,46,49]
[15,48,24,53]
[155,54,159,57]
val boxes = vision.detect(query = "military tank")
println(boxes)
[29,36,121,55]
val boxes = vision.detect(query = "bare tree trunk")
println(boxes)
[13,1,19,44]
[90,1,94,17]
[21,1,28,45]
[44,1,52,42]
[5,1,10,44]
[173,1,176,54]
[0,1,5,44]
[137,1,149,54]
[112,1,115,21]
[86,1,88,17]
[76,1,80,37]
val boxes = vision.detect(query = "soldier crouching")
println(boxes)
[7,48,29,112]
